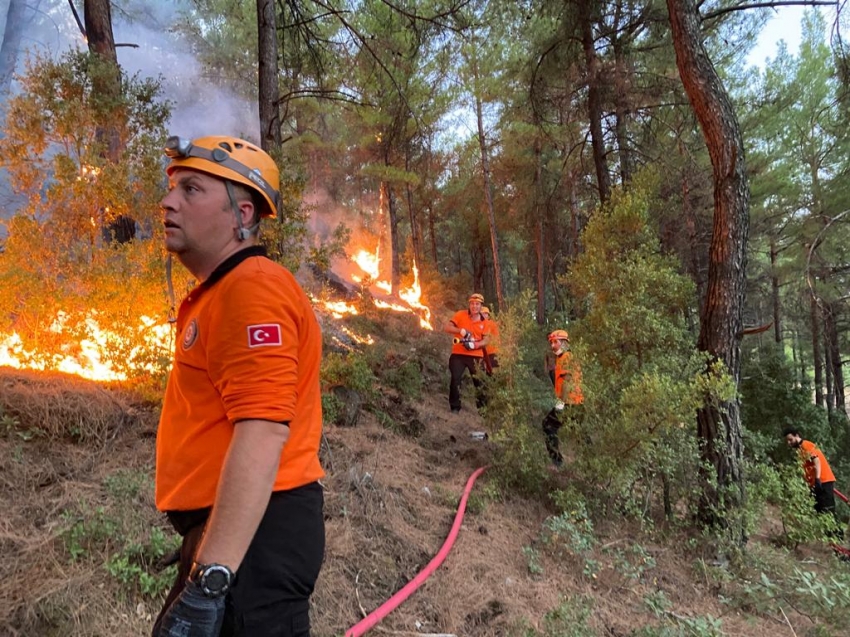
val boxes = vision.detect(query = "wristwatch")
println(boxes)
[189,562,235,598]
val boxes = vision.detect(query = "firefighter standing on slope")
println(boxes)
[153,135,325,637]
[480,306,500,372]
[542,329,583,468]
[443,293,491,413]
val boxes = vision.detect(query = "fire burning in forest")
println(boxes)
[313,241,433,331]
[0,313,172,383]
[0,242,431,382]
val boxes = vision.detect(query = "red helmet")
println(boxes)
[548,329,569,343]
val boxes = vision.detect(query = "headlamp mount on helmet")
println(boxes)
[164,136,280,213]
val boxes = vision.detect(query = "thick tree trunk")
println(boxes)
[257,0,281,154]
[578,0,611,203]
[667,0,748,538]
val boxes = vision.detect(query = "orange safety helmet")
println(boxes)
[164,135,280,218]
[468,293,485,303]
[481,306,490,316]
[548,329,569,343]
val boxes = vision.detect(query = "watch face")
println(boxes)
[198,565,232,597]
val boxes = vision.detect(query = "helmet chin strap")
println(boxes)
[225,180,259,241]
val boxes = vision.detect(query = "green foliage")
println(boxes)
[60,468,178,599]
[510,596,595,637]
[557,177,731,522]
[740,344,829,461]
[320,351,378,394]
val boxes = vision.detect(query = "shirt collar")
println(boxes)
[201,245,267,289]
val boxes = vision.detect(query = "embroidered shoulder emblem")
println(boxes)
[182,318,199,350]
[247,324,282,348]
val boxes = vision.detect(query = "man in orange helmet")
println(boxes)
[542,329,583,468]
[480,306,499,373]
[443,293,491,413]
[153,136,324,637]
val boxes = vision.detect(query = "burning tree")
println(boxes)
[0,50,175,384]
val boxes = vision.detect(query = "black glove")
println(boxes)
[155,580,225,637]
[815,478,822,489]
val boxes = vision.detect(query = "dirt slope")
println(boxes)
[0,366,840,637]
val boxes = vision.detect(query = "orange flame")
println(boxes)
[0,313,171,382]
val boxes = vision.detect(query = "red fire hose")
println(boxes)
[344,466,488,637]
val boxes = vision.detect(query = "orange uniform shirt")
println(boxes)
[449,310,489,358]
[553,350,583,405]
[156,249,324,512]
[797,440,836,486]
[484,317,500,354]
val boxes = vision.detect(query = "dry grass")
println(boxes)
[1,365,845,637]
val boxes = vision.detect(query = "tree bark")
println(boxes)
[534,135,545,325]
[824,302,845,413]
[667,0,748,538]
[257,0,281,154]
[811,294,824,407]
[769,237,782,344]
[474,88,504,311]
[578,0,611,203]
[0,0,30,99]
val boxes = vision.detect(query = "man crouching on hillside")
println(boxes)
[153,135,325,637]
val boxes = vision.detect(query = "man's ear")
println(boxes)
[238,200,256,227]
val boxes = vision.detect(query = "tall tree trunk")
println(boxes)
[578,0,611,203]
[823,313,834,417]
[85,0,135,243]
[0,0,30,100]
[612,34,633,185]
[474,88,504,311]
[257,0,281,154]
[387,182,400,293]
[667,0,748,538]
[770,237,782,344]
[811,295,824,407]
[824,302,845,413]
[428,204,438,265]
[534,136,545,325]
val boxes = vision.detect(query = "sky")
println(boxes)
[746,6,807,68]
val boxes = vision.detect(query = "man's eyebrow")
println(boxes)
[171,174,205,188]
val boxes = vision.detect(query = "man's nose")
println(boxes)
[160,190,177,212]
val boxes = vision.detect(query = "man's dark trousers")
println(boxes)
[448,353,485,412]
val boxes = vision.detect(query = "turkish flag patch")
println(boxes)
[247,324,282,348]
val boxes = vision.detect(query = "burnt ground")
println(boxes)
[0,366,846,637]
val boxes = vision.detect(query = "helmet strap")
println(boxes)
[225,180,258,241]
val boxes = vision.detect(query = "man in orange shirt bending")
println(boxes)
[783,428,840,534]
[153,135,324,637]
[443,293,491,413]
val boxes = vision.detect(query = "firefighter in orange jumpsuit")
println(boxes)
[480,306,499,372]
[542,329,583,467]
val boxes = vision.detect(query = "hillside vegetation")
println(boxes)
[1,297,849,637]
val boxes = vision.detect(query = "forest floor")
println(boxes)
[1,325,848,636]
